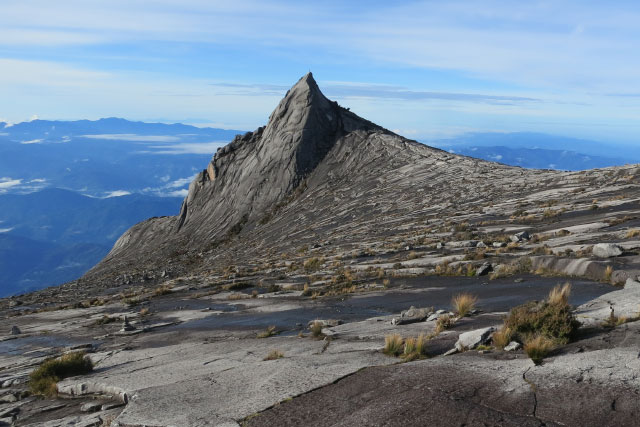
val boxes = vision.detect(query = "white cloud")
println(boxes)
[165,189,188,197]
[0,227,14,233]
[104,190,131,198]
[146,141,226,154]
[0,178,22,189]
[21,139,43,144]
[82,134,182,142]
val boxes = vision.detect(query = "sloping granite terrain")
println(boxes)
[2,74,640,426]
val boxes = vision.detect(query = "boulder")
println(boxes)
[592,243,623,258]
[504,341,521,352]
[476,241,487,248]
[392,306,433,325]
[81,402,103,413]
[307,319,342,328]
[455,327,496,351]
[493,242,506,248]
[475,262,492,276]
[510,231,530,242]
[9,326,20,335]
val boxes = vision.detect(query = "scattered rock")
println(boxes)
[510,231,530,242]
[0,393,18,403]
[307,319,342,328]
[9,326,20,335]
[492,242,507,248]
[592,243,623,258]
[392,306,433,325]
[120,316,136,332]
[514,278,525,283]
[476,241,487,248]
[455,327,496,351]
[504,341,521,352]
[81,402,103,413]
[475,262,492,276]
[101,402,125,411]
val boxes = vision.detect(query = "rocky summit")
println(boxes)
[3,74,640,426]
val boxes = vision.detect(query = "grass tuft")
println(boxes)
[383,334,404,356]
[547,282,571,306]
[524,335,555,365]
[263,350,284,361]
[492,326,513,349]
[30,352,93,396]
[435,314,454,333]
[452,293,478,317]
[310,321,325,339]
[257,325,277,338]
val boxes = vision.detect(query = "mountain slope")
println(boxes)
[84,73,557,283]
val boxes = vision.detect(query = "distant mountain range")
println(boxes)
[430,132,640,170]
[0,188,181,296]
[0,117,242,197]
[0,118,243,296]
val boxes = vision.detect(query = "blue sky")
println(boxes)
[1,0,640,143]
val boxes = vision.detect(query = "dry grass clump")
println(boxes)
[626,229,640,238]
[452,293,478,317]
[30,352,93,396]
[402,334,430,361]
[93,315,118,326]
[524,335,555,365]
[153,285,173,296]
[383,334,404,356]
[263,350,284,361]
[547,282,571,306]
[489,257,532,280]
[492,326,513,349]
[310,321,324,339]
[435,314,454,333]
[257,325,277,338]
[225,282,252,291]
[531,245,554,256]
[303,257,323,272]
[604,265,614,282]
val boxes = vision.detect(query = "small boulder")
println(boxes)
[308,319,342,328]
[9,326,21,335]
[504,341,522,352]
[81,402,103,413]
[120,316,135,332]
[476,241,487,248]
[455,327,496,351]
[592,243,623,258]
[493,242,507,248]
[510,231,530,242]
[475,262,492,276]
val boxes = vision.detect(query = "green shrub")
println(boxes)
[30,352,93,396]
[503,285,579,344]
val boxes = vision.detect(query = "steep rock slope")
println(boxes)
[85,73,597,285]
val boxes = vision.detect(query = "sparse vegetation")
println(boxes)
[604,265,614,282]
[626,229,640,238]
[30,352,93,396]
[383,334,404,356]
[402,334,430,361]
[310,321,324,339]
[303,257,322,272]
[257,325,277,338]
[524,334,555,365]
[435,314,454,333]
[452,293,477,317]
[503,283,579,345]
[153,285,173,296]
[93,315,117,326]
[492,326,513,349]
[263,350,284,361]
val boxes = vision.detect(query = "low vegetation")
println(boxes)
[310,321,324,339]
[524,335,555,365]
[263,350,284,361]
[452,293,477,317]
[435,314,454,333]
[30,352,93,396]
[257,325,277,338]
[383,334,404,356]
[492,326,513,349]
[500,283,578,363]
